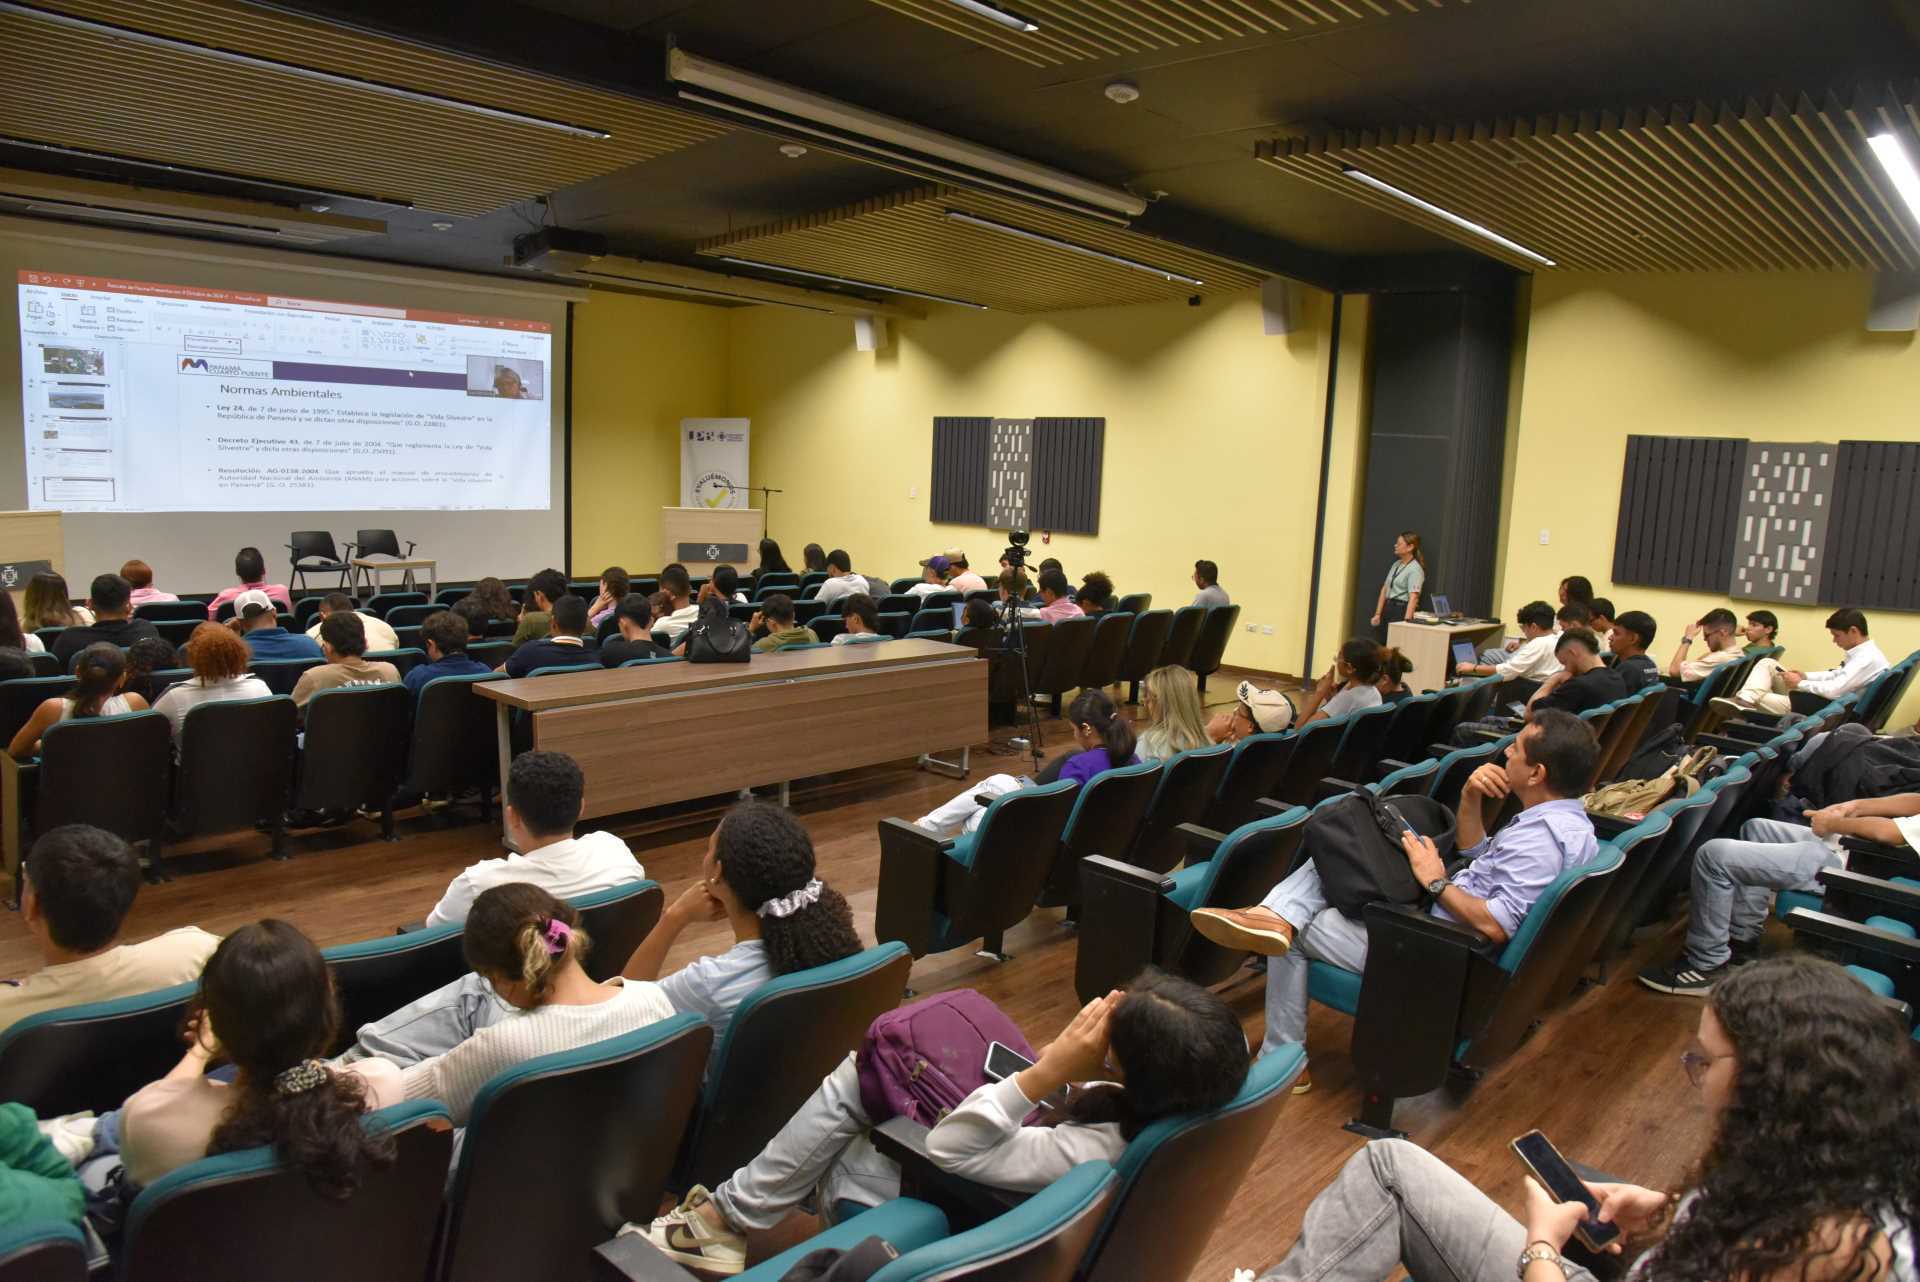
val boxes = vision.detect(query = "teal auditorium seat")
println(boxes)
[1309,840,1625,1136]
[1127,742,1232,873]
[1037,759,1162,910]
[875,779,1079,961]
[1205,731,1297,832]
[0,1220,85,1282]
[1074,806,1312,1002]
[0,978,197,1117]
[868,1044,1306,1282]
[676,942,912,1189]
[440,1015,712,1282]
[121,1101,453,1282]
[321,919,471,1056]
[570,879,665,982]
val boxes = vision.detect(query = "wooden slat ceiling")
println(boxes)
[697,186,1265,312]
[0,0,725,217]
[865,0,1471,68]
[1254,84,1920,272]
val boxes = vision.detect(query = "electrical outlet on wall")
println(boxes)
[1539,528,1550,545]
[1244,623,1257,632]
[909,485,918,499]
[1261,625,1274,635]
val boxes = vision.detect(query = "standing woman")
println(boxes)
[1370,532,1425,642]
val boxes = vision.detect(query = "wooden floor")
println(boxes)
[0,671,1719,1279]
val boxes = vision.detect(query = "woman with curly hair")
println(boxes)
[1253,953,1920,1282]
[120,920,402,1192]
[624,801,861,1049]
[459,577,519,629]
[153,623,270,748]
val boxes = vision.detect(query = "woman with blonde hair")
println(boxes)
[22,571,90,630]
[1136,665,1211,761]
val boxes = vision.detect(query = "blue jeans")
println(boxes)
[339,972,513,1065]
[1683,818,1837,968]
[1257,862,1373,1061]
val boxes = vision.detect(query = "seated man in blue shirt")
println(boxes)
[234,589,322,661]
[1190,709,1600,1089]
[404,609,492,696]
[502,593,598,677]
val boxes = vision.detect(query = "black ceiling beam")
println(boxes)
[253,0,1350,294]
[1337,251,1520,297]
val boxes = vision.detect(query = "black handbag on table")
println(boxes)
[684,596,753,663]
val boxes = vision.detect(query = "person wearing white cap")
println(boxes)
[1205,679,1295,745]
[944,550,987,595]
[235,589,322,661]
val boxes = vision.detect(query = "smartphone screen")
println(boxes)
[984,1041,1035,1082]
[1511,1130,1621,1248]
[1383,801,1419,839]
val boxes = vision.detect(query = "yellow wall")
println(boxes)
[1499,271,1920,723]
[724,289,1360,677]
[569,290,730,572]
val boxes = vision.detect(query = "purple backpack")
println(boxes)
[857,990,1035,1126]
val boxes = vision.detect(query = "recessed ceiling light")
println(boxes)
[1104,81,1140,105]
[779,143,809,159]
[430,220,454,231]
[1869,133,1920,228]
[1340,168,1556,268]
[941,0,1038,32]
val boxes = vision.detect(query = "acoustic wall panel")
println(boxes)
[1732,443,1835,603]
[930,417,991,525]
[987,419,1034,531]
[1611,436,1744,593]
[1823,441,1920,612]
[1031,418,1105,535]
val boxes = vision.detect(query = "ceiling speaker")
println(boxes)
[1261,277,1297,336]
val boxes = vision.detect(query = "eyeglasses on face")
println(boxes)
[1679,1048,1735,1088]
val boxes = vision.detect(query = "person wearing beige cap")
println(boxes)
[942,550,987,595]
[1205,679,1295,745]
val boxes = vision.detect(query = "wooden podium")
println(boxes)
[0,511,63,598]
[661,506,763,576]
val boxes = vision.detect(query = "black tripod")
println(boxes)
[994,574,1047,776]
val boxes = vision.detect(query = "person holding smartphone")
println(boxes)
[1245,954,1920,1282]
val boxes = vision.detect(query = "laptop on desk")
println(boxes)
[1430,594,1452,616]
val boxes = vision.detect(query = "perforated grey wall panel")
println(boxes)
[1732,441,1834,604]
[1031,417,1104,535]
[930,417,990,525]
[987,419,1033,531]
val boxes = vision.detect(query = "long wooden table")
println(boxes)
[476,640,986,820]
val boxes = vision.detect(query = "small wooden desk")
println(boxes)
[477,640,985,819]
[351,556,437,598]
[1389,617,1508,694]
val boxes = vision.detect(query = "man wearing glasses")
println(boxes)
[1641,792,1920,996]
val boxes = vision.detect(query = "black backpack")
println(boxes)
[684,596,752,663]
[1305,791,1457,919]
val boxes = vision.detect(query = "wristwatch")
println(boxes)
[1518,1242,1564,1278]
[1426,876,1452,897]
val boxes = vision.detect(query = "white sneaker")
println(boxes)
[620,1185,746,1275]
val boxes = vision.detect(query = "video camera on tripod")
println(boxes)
[1000,528,1030,572]
[993,531,1044,768]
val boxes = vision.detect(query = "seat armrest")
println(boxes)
[1347,902,1488,1105]
[1074,855,1174,1003]
[874,819,947,958]
[1589,813,1638,840]
[869,1117,1022,1226]
[1316,777,1365,802]
[1713,720,1779,743]
[1785,907,1920,965]
[1817,868,1920,927]
[1362,901,1492,951]
[1839,836,1920,883]
[590,1236,702,1282]
[1840,836,1915,859]
[1692,733,1761,756]
[1255,796,1291,817]
[1176,822,1227,861]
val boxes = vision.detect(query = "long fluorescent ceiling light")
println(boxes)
[943,0,1039,32]
[0,1,611,140]
[13,199,326,242]
[717,256,987,309]
[1341,167,1555,268]
[1869,133,1920,225]
[577,269,834,314]
[667,48,1142,219]
[1,135,416,209]
[942,210,1203,285]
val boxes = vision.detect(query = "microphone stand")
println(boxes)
[728,485,784,531]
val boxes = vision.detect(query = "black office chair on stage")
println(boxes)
[287,531,350,594]
[347,528,419,593]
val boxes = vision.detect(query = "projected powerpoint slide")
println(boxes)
[16,271,553,513]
